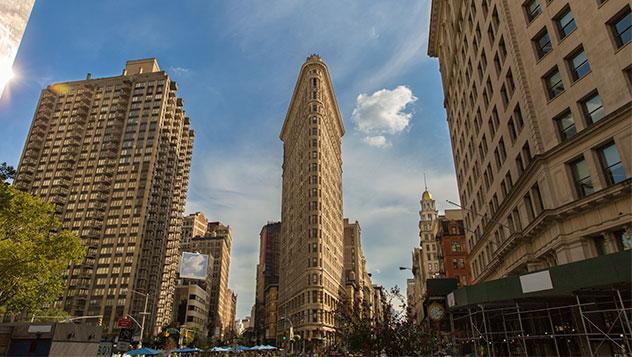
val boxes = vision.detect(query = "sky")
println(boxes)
[0,0,459,319]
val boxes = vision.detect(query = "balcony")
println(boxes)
[37,107,53,117]
[59,154,77,163]
[51,186,70,196]
[33,119,48,130]
[23,149,39,160]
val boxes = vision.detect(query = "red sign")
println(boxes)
[117,318,133,329]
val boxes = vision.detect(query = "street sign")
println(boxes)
[118,318,133,329]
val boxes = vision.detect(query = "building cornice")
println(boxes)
[427,0,443,57]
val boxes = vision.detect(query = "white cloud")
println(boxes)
[363,135,390,148]
[352,86,417,147]
[169,66,192,77]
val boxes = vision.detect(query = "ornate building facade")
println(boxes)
[277,54,345,348]
[428,0,632,283]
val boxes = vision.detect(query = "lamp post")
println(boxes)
[128,289,149,347]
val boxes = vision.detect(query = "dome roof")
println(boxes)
[422,190,432,201]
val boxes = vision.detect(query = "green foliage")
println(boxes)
[335,286,436,356]
[0,184,84,314]
[0,162,15,183]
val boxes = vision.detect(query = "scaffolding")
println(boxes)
[448,285,631,356]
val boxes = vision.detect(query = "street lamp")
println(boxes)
[399,266,412,271]
[127,289,149,347]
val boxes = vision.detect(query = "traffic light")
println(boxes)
[98,317,103,326]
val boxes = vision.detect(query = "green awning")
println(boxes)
[449,250,631,309]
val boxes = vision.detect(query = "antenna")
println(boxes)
[424,172,428,191]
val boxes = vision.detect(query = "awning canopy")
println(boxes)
[449,250,631,309]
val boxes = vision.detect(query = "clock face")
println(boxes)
[428,303,445,321]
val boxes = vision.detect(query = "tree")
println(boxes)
[0,183,84,314]
[0,162,16,183]
[335,286,435,356]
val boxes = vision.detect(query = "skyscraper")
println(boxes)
[13,58,194,335]
[277,54,345,348]
[254,221,282,344]
[428,0,631,283]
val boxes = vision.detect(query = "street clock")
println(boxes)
[428,302,445,321]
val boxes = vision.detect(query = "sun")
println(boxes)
[0,64,15,98]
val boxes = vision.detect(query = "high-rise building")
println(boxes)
[181,220,233,339]
[13,58,194,335]
[428,1,631,283]
[342,219,373,315]
[254,221,282,343]
[436,209,471,287]
[277,54,345,347]
[419,189,441,282]
[182,212,208,247]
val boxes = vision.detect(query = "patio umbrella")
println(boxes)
[173,347,203,353]
[125,347,163,356]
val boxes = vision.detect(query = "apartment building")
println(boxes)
[13,58,194,335]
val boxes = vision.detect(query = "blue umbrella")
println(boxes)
[125,347,163,356]
[173,347,203,353]
[234,345,252,351]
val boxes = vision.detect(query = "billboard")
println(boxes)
[179,252,209,280]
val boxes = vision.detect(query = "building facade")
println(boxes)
[13,58,194,335]
[181,220,233,339]
[254,222,282,343]
[428,0,631,283]
[277,55,346,348]
[182,212,209,247]
[436,209,471,287]
[342,219,374,316]
[174,284,209,337]
[418,190,441,285]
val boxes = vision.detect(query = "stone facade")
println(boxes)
[277,55,345,347]
[428,0,632,283]
[343,219,374,317]
[13,58,194,335]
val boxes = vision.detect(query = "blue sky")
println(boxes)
[0,0,459,319]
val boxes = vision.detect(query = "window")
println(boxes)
[452,241,461,252]
[554,110,576,141]
[610,6,631,48]
[598,141,625,185]
[524,0,541,22]
[556,7,577,39]
[581,92,605,124]
[567,47,590,81]
[544,67,564,99]
[534,28,552,58]
[570,156,593,197]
